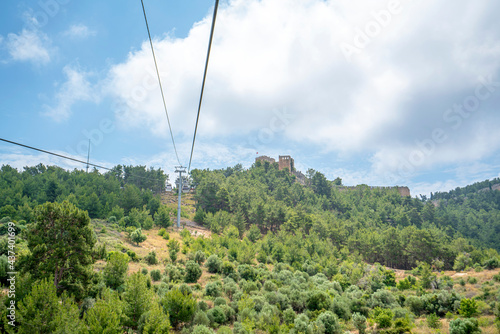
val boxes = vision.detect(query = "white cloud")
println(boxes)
[43,65,100,122]
[105,0,500,179]
[6,29,52,65]
[63,24,96,39]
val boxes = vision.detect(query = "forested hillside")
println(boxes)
[0,163,167,220]
[0,162,499,333]
[191,161,499,270]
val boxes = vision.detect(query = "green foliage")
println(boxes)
[397,275,416,290]
[139,300,171,334]
[193,310,210,326]
[127,249,139,261]
[167,239,180,263]
[205,281,223,297]
[383,270,396,287]
[449,317,482,334]
[247,224,261,242]
[194,208,207,224]
[131,228,147,245]
[145,251,159,265]
[25,200,96,298]
[129,207,154,230]
[374,307,394,329]
[161,287,197,327]
[427,313,441,328]
[158,228,166,236]
[16,278,63,334]
[150,269,161,282]
[459,298,479,318]
[52,294,87,334]
[207,306,227,326]
[185,260,202,283]
[238,264,257,281]
[306,290,331,311]
[353,312,367,334]
[206,254,223,273]
[123,272,153,328]
[109,205,124,221]
[194,250,206,265]
[192,325,216,334]
[104,251,129,289]
[84,288,124,334]
[316,311,342,334]
[154,205,172,228]
[454,253,472,271]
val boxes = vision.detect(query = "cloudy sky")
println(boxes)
[1,0,499,197]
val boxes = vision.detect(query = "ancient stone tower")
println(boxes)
[278,155,294,171]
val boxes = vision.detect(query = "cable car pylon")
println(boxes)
[174,166,187,228]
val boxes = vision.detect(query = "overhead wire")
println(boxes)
[0,137,164,184]
[140,0,182,166]
[0,137,113,171]
[188,0,219,173]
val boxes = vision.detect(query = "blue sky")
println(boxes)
[1,0,500,197]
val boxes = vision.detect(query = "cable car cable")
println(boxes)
[0,137,165,184]
[188,0,219,173]
[140,0,182,166]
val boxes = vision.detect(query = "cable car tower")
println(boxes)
[174,166,187,228]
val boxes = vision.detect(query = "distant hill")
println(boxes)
[431,177,500,200]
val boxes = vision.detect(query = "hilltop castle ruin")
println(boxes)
[255,155,411,197]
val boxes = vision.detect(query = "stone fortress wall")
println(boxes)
[255,155,411,196]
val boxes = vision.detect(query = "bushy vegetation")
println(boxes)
[0,162,499,332]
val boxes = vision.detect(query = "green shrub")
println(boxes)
[427,313,441,328]
[192,324,215,334]
[163,233,170,240]
[161,288,197,327]
[206,254,222,274]
[459,298,479,318]
[104,252,129,289]
[353,312,367,334]
[193,311,210,327]
[214,297,227,306]
[194,208,206,224]
[205,281,223,297]
[374,307,393,329]
[154,205,171,228]
[126,250,138,262]
[483,257,499,270]
[207,306,227,325]
[145,251,158,265]
[150,269,161,282]
[158,228,166,236]
[131,228,147,245]
[141,268,148,275]
[283,308,296,325]
[331,298,351,320]
[238,264,257,281]
[185,260,202,283]
[468,277,478,284]
[449,317,481,334]
[316,311,341,334]
[397,276,416,290]
[194,250,206,265]
[198,301,209,312]
[307,290,332,312]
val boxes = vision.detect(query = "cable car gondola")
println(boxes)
[165,183,173,192]
[182,184,190,193]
